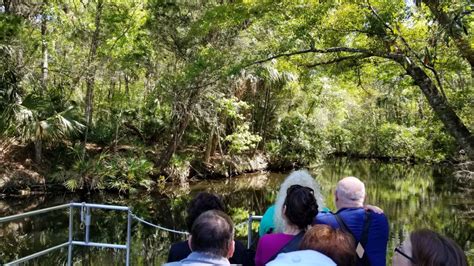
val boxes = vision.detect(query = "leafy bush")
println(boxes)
[269,112,333,165]
[225,123,262,154]
[58,152,155,193]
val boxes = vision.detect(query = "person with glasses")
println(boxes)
[255,183,319,266]
[314,176,389,266]
[393,229,468,266]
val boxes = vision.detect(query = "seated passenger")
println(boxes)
[255,184,318,266]
[164,210,235,266]
[314,176,389,266]
[393,229,468,266]
[167,192,247,264]
[267,224,356,266]
[259,170,325,237]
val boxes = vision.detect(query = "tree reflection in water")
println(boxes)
[0,158,472,265]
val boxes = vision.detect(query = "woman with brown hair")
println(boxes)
[393,229,468,266]
[267,224,357,266]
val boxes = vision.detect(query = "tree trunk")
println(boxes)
[40,0,48,94]
[124,74,130,97]
[402,60,474,159]
[203,127,215,163]
[34,138,42,163]
[82,0,103,158]
[258,84,271,151]
[157,111,192,170]
[157,87,201,170]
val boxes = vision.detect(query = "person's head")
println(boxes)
[335,176,365,209]
[393,229,468,266]
[188,210,235,258]
[282,184,318,230]
[300,224,356,266]
[186,192,225,231]
[274,170,325,232]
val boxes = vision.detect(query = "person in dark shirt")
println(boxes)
[314,176,389,266]
[167,192,248,265]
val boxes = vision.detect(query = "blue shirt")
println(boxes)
[314,208,389,266]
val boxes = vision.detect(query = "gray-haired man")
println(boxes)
[314,176,389,266]
[165,210,235,266]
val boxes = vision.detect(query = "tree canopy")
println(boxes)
[0,0,472,190]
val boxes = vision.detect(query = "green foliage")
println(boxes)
[269,112,333,165]
[2,91,84,157]
[0,14,22,43]
[1,0,473,188]
[59,152,155,193]
[225,123,262,154]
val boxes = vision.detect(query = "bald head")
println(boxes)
[335,176,365,209]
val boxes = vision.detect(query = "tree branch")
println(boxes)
[303,54,373,67]
[366,1,447,99]
[423,0,474,68]
[247,46,401,68]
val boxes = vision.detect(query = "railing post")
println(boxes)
[68,203,73,266]
[247,215,252,249]
[126,208,132,266]
[85,206,91,243]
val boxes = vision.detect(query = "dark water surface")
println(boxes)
[1,158,473,265]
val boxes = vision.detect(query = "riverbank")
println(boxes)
[1,141,472,196]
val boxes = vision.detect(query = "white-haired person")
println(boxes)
[258,170,326,237]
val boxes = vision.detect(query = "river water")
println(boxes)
[1,158,472,265]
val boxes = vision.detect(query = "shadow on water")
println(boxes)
[0,158,472,265]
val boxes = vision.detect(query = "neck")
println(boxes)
[284,224,302,235]
[336,202,363,210]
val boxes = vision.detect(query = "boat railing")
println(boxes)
[1,202,132,266]
[0,202,263,265]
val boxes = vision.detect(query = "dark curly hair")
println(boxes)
[185,192,226,231]
[284,185,318,230]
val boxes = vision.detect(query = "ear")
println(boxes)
[187,235,193,251]
[334,189,338,201]
[282,205,288,218]
[227,240,235,258]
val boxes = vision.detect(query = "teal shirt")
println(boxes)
[258,205,275,237]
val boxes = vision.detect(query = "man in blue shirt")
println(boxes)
[314,176,389,266]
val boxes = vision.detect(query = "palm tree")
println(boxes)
[2,94,84,162]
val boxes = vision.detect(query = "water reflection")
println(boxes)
[0,158,472,265]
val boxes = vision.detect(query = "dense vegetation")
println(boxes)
[0,0,472,192]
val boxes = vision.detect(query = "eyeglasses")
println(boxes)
[287,184,314,195]
[395,245,416,264]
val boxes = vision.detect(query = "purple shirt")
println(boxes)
[254,233,294,266]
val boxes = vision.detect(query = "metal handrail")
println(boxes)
[247,215,263,249]
[1,203,265,265]
[5,242,70,265]
[0,203,70,223]
[1,202,132,266]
